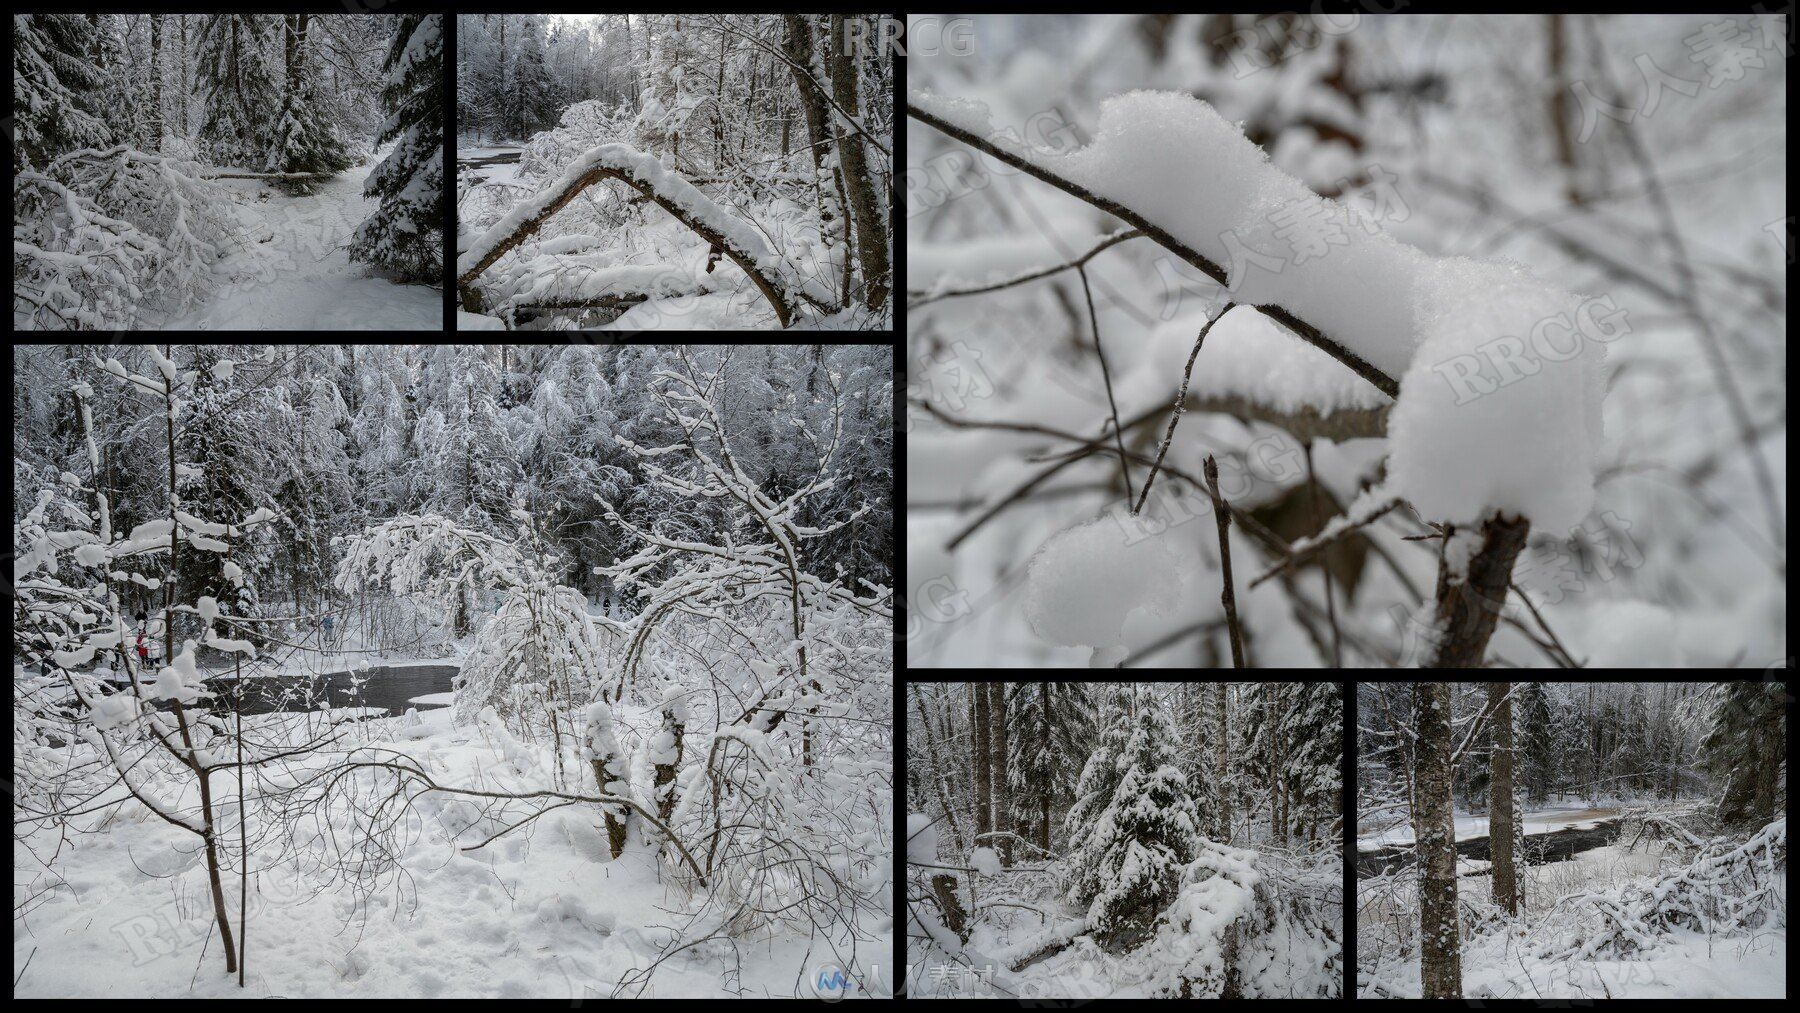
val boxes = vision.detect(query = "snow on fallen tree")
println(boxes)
[911,87,1614,666]
[457,142,819,326]
[1535,818,1787,962]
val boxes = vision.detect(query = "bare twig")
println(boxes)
[1078,264,1135,503]
[907,100,1401,399]
[1134,303,1236,515]
[907,229,1146,307]
[1303,443,1342,667]
[1203,456,1246,668]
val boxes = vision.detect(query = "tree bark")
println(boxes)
[825,14,890,310]
[781,14,845,305]
[149,15,164,150]
[1487,681,1519,916]
[1413,682,1462,999]
[989,681,1010,864]
[971,681,992,850]
[1425,513,1530,667]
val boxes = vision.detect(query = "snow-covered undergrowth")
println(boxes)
[1358,821,1786,998]
[13,700,887,998]
[908,834,1341,998]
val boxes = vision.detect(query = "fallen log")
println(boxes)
[457,143,797,326]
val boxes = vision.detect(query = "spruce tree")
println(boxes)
[12,13,114,168]
[1063,689,1133,909]
[1701,680,1786,827]
[1008,681,1093,855]
[1519,681,1554,806]
[1278,682,1342,842]
[196,14,281,168]
[350,14,444,283]
[264,14,351,191]
[1082,688,1199,952]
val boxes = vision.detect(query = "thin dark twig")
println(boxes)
[1203,456,1246,668]
[907,229,1146,307]
[907,100,1401,399]
[1134,303,1235,515]
[1078,263,1135,504]
[1508,580,1582,668]
[1303,443,1342,667]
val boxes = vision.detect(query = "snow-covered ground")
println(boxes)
[13,682,888,998]
[1358,803,1621,851]
[1359,837,1786,998]
[155,155,440,330]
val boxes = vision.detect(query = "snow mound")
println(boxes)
[1023,514,1199,667]
[1389,258,1607,531]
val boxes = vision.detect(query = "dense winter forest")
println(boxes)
[456,14,893,331]
[12,14,443,330]
[907,14,1787,667]
[13,344,893,997]
[1358,681,1786,998]
[906,681,1342,998]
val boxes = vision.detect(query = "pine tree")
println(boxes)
[1083,688,1199,952]
[12,13,114,168]
[350,14,444,283]
[196,14,281,168]
[264,14,352,190]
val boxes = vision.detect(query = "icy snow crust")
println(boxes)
[912,88,1607,534]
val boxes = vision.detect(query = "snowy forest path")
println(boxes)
[157,156,440,330]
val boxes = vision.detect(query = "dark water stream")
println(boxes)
[1357,818,1623,878]
[190,664,461,718]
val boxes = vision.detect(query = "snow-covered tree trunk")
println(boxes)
[1211,682,1231,843]
[989,680,1010,865]
[1487,681,1519,916]
[971,681,992,850]
[1413,681,1461,998]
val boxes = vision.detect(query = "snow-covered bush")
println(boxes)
[14,147,236,329]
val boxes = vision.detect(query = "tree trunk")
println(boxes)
[912,689,965,854]
[1487,682,1519,916]
[1426,513,1530,667]
[989,681,1010,864]
[824,14,891,311]
[971,681,992,851]
[781,14,844,304]
[653,702,685,824]
[149,15,164,150]
[1414,682,1462,999]
[1211,682,1232,843]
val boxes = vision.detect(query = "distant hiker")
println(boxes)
[134,611,150,665]
[322,613,335,648]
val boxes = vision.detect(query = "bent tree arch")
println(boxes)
[457,143,796,327]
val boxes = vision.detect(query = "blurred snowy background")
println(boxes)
[906,13,1786,668]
